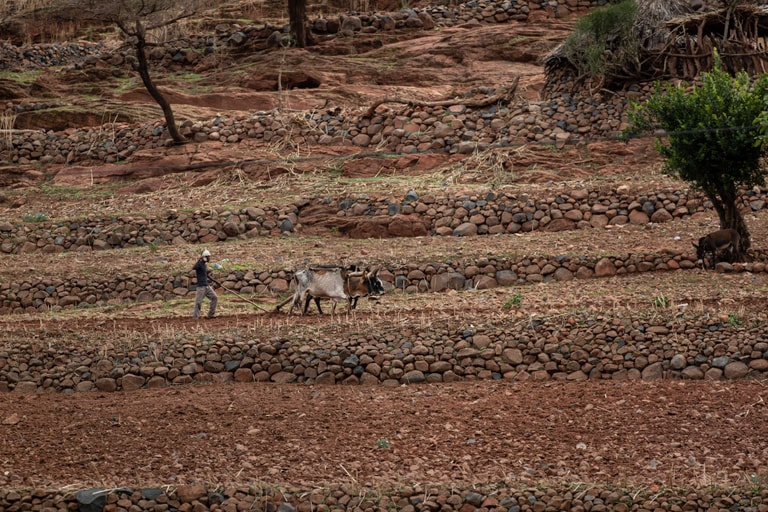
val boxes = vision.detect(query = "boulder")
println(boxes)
[431,272,466,292]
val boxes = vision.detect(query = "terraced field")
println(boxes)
[1,0,768,510]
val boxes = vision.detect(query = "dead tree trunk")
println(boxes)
[289,0,311,48]
[131,19,187,145]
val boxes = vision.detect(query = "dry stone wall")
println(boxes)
[0,0,728,68]
[6,91,635,166]
[2,2,768,509]
[2,184,768,315]
[2,309,767,395]
[0,0,737,168]
[2,186,767,255]
[4,482,768,512]
[0,250,719,313]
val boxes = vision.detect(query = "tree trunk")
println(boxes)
[289,0,308,48]
[708,186,751,260]
[134,20,187,145]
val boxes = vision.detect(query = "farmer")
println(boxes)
[192,249,218,319]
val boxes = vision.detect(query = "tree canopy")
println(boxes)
[623,51,768,258]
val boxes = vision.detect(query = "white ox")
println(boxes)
[305,267,385,314]
[274,266,351,316]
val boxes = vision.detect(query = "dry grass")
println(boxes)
[0,138,681,222]
[0,112,15,161]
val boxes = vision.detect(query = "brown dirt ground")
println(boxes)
[2,380,768,491]
[2,4,768,495]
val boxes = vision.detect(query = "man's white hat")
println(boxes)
[201,249,211,258]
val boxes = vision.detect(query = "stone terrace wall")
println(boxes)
[5,90,635,166]
[2,311,768,395]
[0,0,729,167]
[2,186,767,255]
[2,184,768,315]
[0,0,722,68]
[5,482,768,512]
[3,245,768,315]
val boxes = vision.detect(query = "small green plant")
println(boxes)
[22,212,49,223]
[503,293,523,309]
[748,473,768,490]
[727,313,740,328]
[651,294,670,308]
[561,0,638,79]
[324,163,343,176]
[375,438,391,449]
[0,70,44,84]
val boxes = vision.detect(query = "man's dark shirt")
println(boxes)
[193,258,209,287]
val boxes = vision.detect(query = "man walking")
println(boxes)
[193,249,218,319]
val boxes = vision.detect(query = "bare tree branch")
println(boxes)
[66,0,199,144]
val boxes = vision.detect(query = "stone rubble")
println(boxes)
[1,310,767,394]
[2,483,768,512]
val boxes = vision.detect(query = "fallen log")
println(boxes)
[363,76,519,118]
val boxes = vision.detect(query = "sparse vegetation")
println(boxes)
[503,293,523,309]
[22,211,50,223]
[561,0,638,79]
[0,70,44,83]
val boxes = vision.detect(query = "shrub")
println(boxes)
[562,0,638,79]
[22,212,49,223]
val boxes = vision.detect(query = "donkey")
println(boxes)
[692,229,741,269]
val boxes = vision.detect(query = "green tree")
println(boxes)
[623,51,768,259]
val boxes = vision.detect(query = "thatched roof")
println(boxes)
[543,0,768,94]
[633,0,691,49]
[668,3,768,37]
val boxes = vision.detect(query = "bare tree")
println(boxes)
[78,0,200,144]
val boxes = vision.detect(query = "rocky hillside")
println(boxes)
[1,0,768,511]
